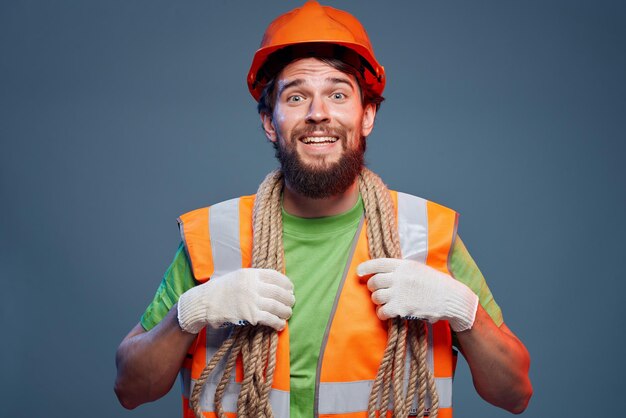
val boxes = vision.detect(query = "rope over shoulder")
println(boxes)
[191,168,438,417]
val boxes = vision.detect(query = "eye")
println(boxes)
[332,92,346,100]
[287,95,304,103]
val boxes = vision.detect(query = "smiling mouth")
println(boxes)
[300,136,339,144]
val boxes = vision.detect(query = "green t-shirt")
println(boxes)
[140,197,503,417]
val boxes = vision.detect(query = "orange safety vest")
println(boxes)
[177,191,459,418]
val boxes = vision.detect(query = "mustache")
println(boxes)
[290,125,347,141]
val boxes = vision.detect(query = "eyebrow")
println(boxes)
[277,79,304,96]
[327,77,355,90]
[277,77,356,96]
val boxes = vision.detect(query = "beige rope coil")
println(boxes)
[190,168,439,417]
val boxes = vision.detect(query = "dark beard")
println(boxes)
[274,137,366,199]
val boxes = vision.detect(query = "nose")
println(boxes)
[306,95,330,124]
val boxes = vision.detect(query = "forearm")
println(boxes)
[456,305,533,413]
[114,305,197,409]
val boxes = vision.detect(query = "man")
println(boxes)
[115,1,532,417]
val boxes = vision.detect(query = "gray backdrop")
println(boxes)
[1,1,624,417]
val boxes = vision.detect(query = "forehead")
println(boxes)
[276,58,359,89]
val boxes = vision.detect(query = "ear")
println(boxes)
[261,112,278,143]
[361,104,377,138]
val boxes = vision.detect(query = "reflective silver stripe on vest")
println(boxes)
[204,199,242,366]
[427,322,435,373]
[189,378,289,415]
[183,197,291,416]
[409,377,453,411]
[397,193,446,377]
[317,377,452,414]
[204,327,233,370]
[209,197,243,278]
[396,193,454,412]
[397,192,428,264]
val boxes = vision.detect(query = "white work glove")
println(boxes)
[357,258,479,332]
[177,268,295,334]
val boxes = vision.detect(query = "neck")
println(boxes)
[282,180,359,218]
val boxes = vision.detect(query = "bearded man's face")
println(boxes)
[261,58,376,198]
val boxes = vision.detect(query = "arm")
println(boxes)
[456,305,532,414]
[114,305,196,409]
[358,257,533,414]
[114,268,295,409]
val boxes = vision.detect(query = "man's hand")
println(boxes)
[357,258,478,332]
[177,268,295,333]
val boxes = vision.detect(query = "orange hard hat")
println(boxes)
[247,0,385,102]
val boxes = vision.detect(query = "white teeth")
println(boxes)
[302,136,337,144]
